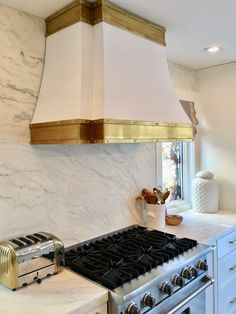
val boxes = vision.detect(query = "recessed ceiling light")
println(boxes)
[204,46,221,53]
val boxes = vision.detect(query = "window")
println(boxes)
[156,142,195,210]
[162,142,183,201]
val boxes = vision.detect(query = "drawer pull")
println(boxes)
[230,297,236,304]
[229,265,236,271]
[229,240,236,244]
[166,276,214,314]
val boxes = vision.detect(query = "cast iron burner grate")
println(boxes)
[65,226,197,290]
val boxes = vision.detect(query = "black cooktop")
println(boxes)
[65,226,197,290]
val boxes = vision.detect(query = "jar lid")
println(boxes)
[196,170,214,179]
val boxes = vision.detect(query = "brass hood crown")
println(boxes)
[30,0,194,144]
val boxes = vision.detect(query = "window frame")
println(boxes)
[155,141,195,213]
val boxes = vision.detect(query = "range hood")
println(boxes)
[30,0,194,144]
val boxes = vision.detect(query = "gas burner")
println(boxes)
[93,234,130,251]
[65,225,198,290]
[121,226,148,237]
[69,251,146,289]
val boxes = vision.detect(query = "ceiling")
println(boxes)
[1,0,236,70]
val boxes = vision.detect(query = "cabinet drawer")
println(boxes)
[218,229,236,259]
[218,249,236,291]
[218,281,236,314]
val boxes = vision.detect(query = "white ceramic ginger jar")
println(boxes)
[192,170,219,213]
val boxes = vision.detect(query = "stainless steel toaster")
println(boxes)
[0,232,65,290]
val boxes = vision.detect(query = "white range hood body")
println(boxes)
[32,21,190,124]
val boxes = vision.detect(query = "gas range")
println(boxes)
[65,225,214,314]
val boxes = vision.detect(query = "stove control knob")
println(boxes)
[160,282,173,296]
[197,260,208,271]
[143,293,156,308]
[189,266,199,277]
[181,267,192,280]
[173,274,185,287]
[127,303,141,314]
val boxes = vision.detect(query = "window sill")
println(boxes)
[166,200,191,214]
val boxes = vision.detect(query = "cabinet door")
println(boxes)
[218,229,236,259]
[218,281,236,314]
[218,249,236,291]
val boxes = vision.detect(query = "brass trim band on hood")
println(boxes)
[46,0,166,46]
[30,119,193,144]
[30,119,91,144]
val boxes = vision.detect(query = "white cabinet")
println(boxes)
[217,229,236,259]
[216,228,236,314]
[218,283,236,314]
[218,249,236,290]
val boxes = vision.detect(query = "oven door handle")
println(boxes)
[166,275,214,314]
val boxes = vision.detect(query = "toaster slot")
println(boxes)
[34,233,47,240]
[26,235,41,243]
[18,237,33,245]
[10,239,25,247]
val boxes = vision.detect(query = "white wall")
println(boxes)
[168,61,201,173]
[198,63,236,210]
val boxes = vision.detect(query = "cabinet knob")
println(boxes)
[230,297,236,304]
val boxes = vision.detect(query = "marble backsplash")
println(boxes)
[0,5,156,246]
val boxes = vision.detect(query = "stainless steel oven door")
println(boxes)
[147,276,214,314]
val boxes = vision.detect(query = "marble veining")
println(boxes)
[0,5,45,143]
[0,141,155,246]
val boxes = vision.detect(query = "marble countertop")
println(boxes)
[162,209,236,243]
[0,269,108,314]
